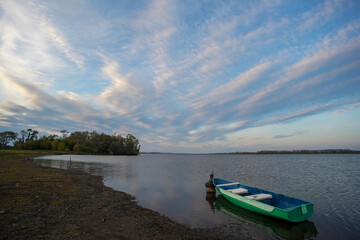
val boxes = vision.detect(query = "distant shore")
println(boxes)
[141,149,360,155]
[0,150,270,240]
[216,149,360,154]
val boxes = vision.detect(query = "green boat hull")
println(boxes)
[215,180,313,222]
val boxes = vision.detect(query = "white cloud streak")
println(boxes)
[131,0,177,95]
[98,55,147,116]
[298,0,346,31]
[40,17,85,70]
[0,0,85,96]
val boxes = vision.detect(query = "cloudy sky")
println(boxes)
[1,0,359,153]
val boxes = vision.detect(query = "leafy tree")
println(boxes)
[90,132,118,154]
[60,129,68,138]
[39,136,52,150]
[124,134,140,155]
[19,130,27,143]
[65,140,75,151]
[26,129,32,141]
[69,131,90,145]
[30,130,39,140]
[0,131,18,148]
[73,143,82,152]
[25,129,38,141]
[109,140,125,155]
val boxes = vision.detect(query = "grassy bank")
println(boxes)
[0,149,67,158]
[0,150,84,238]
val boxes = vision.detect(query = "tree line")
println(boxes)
[0,129,141,155]
[220,149,360,154]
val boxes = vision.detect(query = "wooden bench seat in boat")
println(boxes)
[228,187,248,194]
[217,182,240,187]
[245,194,272,201]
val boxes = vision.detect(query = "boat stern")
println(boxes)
[274,203,314,222]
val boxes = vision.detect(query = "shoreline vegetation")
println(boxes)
[0,129,140,155]
[0,150,266,240]
[216,149,360,154]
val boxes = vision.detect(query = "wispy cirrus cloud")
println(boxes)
[130,0,177,95]
[192,61,273,112]
[178,18,360,144]
[0,0,85,96]
[40,17,85,70]
[98,55,144,115]
[0,1,56,88]
[246,36,359,109]
[0,68,121,134]
[298,0,346,31]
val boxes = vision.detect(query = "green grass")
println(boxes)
[0,149,68,160]
[0,150,80,220]
[0,150,110,238]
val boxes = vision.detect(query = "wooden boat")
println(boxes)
[213,178,314,222]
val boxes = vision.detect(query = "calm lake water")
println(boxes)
[34,154,360,240]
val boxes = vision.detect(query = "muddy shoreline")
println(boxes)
[0,154,272,239]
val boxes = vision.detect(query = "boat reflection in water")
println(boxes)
[214,195,318,240]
